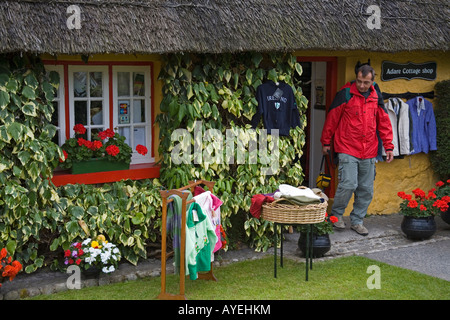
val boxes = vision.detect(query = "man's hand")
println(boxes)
[322,146,331,155]
[385,151,394,163]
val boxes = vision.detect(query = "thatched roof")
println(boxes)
[0,0,448,55]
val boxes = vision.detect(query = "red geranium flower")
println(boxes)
[436,181,444,187]
[1,248,7,259]
[412,188,426,199]
[98,128,116,140]
[407,200,418,208]
[329,216,338,223]
[91,140,103,150]
[77,138,89,147]
[106,145,120,156]
[136,144,148,156]
[73,124,86,135]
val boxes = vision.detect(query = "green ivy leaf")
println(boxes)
[7,122,23,142]
[69,206,84,219]
[21,85,36,100]
[48,71,60,88]
[65,220,80,235]
[0,90,10,109]
[24,73,38,89]
[6,239,17,255]
[22,101,37,117]
[6,79,18,93]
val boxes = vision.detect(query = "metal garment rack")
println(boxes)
[157,179,217,300]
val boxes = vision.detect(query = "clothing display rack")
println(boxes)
[381,91,435,100]
[158,179,217,300]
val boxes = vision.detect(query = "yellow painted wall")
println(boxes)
[40,53,164,162]
[296,50,450,215]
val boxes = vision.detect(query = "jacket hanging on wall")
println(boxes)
[251,81,301,136]
[383,98,411,156]
[406,96,437,154]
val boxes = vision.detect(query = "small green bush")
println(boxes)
[430,80,450,180]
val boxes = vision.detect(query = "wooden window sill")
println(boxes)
[51,163,160,186]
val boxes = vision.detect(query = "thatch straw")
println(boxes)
[0,0,448,55]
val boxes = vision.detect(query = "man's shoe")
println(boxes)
[333,215,346,229]
[351,224,369,236]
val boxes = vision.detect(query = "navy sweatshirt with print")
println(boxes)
[251,81,301,136]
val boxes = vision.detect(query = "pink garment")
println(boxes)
[194,186,223,211]
[211,193,223,211]
[213,225,222,253]
[194,186,206,196]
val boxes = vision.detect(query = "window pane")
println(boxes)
[90,72,103,97]
[75,100,87,125]
[118,72,130,96]
[73,72,87,97]
[90,100,103,125]
[133,127,146,149]
[133,72,145,96]
[119,127,131,146]
[133,100,145,123]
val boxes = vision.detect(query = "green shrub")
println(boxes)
[430,80,450,180]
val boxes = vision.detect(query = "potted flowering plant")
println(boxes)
[297,213,337,258]
[64,235,121,274]
[397,186,447,240]
[434,179,450,224]
[0,248,22,288]
[59,124,148,174]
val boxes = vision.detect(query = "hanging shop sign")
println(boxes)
[381,61,437,81]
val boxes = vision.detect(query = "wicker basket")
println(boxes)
[261,196,327,224]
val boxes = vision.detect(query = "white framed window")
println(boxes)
[44,65,65,146]
[113,66,153,164]
[45,63,153,166]
[68,65,109,141]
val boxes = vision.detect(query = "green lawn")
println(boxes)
[30,256,449,300]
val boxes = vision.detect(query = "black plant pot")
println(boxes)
[401,216,436,240]
[440,206,450,225]
[298,233,331,258]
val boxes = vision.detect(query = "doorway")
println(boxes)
[297,57,337,197]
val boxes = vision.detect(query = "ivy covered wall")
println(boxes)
[156,52,308,251]
[0,52,309,274]
[0,55,163,272]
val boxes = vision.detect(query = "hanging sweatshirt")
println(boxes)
[185,202,217,280]
[251,81,301,136]
[406,96,437,154]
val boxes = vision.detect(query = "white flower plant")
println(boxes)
[81,235,121,273]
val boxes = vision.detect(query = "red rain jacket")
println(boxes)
[321,82,394,159]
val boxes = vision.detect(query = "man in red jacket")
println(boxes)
[321,65,394,235]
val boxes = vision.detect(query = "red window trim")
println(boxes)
[43,59,160,186]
